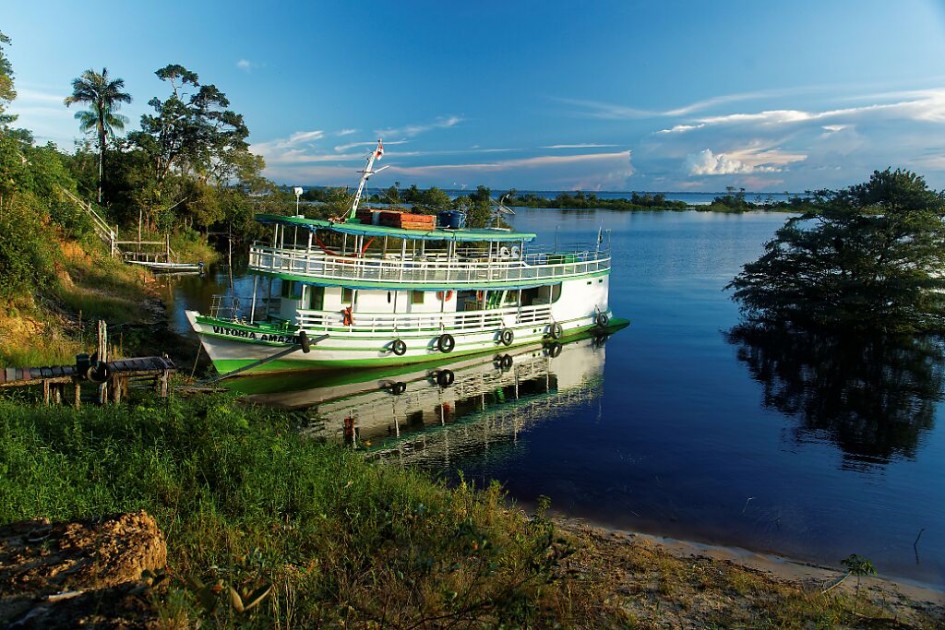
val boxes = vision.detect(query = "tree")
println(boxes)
[128,64,256,232]
[131,64,250,185]
[0,31,16,127]
[728,169,945,334]
[64,68,132,204]
[456,185,493,228]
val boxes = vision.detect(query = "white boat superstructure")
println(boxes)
[187,140,626,375]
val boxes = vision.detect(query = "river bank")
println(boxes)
[2,508,942,628]
[0,391,942,627]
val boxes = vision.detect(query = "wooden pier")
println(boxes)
[0,356,176,406]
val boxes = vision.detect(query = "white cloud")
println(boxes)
[686,146,806,176]
[687,149,750,175]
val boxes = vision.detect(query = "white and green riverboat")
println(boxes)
[187,141,627,376]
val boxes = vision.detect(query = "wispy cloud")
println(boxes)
[659,89,945,133]
[376,115,463,138]
[543,143,619,149]
[252,130,325,156]
[261,148,634,191]
[557,89,809,120]
[236,59,263,72]
[368,151,633,191]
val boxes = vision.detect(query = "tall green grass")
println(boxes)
[0,394,578,626]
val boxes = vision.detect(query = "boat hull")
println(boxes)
[186,310,627,376]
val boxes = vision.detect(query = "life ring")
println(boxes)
[547,342,562,358]
[342,306,354,326]
[595,312,609,328]
[436,290,454,302]
[436,369,455,387]
[391,339,407,356]
[549,322,563,339]
[437,333,455,353]
[500,328,514,346]
[499,354,513,370]
[391,381,407,395]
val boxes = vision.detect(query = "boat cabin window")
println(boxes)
[281,280,302,299]
[307,286,324,310]
[411,290,425,305]
[532,283,562,304]
[341,287,354,303]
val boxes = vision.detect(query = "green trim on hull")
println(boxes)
[209,318,629,378]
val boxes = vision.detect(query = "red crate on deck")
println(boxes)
[379,210,435,230]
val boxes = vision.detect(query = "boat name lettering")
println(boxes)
[212,325,298,344]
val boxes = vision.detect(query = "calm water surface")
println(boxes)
[167,209,945,588]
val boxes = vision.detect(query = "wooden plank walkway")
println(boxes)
[0,356,176,406]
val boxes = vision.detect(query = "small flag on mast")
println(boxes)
[375,140,384,160]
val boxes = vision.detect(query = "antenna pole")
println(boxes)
[347,139,383,221]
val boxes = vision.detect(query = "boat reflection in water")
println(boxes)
[242,335,609,467]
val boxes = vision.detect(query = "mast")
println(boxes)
[346,139,387,221]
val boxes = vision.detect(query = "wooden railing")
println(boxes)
[60,188,119,256]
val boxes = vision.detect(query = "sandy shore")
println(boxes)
[552,515,944,628]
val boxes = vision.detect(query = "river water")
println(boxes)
[165,208,945,589]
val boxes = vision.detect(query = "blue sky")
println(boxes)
[4,1,945,192]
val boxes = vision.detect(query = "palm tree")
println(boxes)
[64,68,132,203]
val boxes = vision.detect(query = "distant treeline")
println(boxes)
[302,184,814,215]
[508,187,812,213]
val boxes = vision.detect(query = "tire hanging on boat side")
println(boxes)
[437,333,455,353]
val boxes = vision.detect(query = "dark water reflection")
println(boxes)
[729,323,943,468]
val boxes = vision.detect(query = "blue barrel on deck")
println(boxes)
[437,210,466,229]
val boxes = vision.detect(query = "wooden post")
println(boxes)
[111,374,123,404]
[166,233,171,263]
[97,320,108,403]
[42,379,50,405]
[157,370,170,398]
[74,380,81,408]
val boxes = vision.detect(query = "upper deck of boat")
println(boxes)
[249,214,610,290]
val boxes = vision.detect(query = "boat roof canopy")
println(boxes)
[255,213,537,243]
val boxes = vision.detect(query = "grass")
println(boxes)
[0,234,167,367]
[0,392,590,627]
[2,392,940,628]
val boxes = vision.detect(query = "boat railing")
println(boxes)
[294,304,553,333]
[209,294,279,322]
[248,244,609,286]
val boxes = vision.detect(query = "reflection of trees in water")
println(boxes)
[728,323,944,467]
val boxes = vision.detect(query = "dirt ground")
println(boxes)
[0,511,166,628]
[554,517,945,629]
